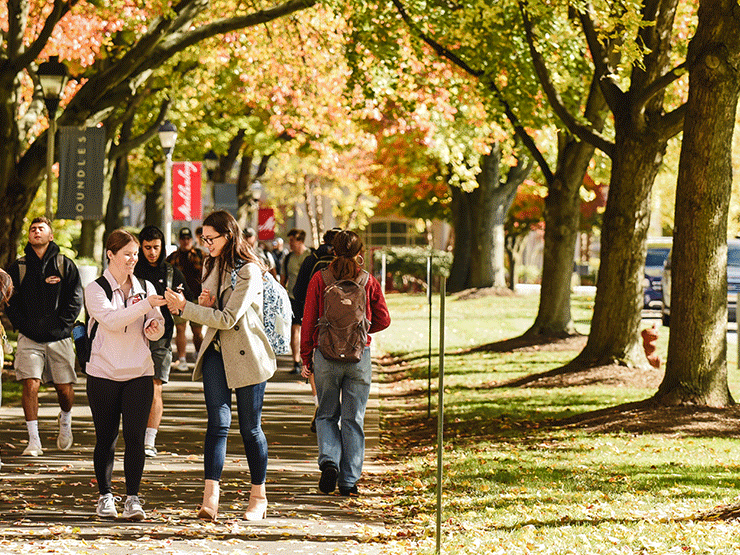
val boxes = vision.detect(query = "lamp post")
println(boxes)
[204,149,219,213]
[158,120,178,249]
[250,180,263,232]
[204,149,218,181]
[38,56,69,220]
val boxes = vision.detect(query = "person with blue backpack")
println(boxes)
[164,210,277,523]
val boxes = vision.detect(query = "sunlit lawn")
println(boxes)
[370,291,740,555]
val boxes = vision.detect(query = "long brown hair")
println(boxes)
[329,230,363,280]
[0,268,13,307]
[201,210,266,281]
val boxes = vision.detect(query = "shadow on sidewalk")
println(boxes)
[0,358,387,554]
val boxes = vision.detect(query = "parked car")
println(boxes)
[643,237,672,309]
[661,238,740,326]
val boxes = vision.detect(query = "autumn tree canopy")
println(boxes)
[0,0,317,266]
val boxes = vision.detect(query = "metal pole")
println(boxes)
[427,254,433,418]
[436,276,446,555]
[163,150,173,250]
[45,117,55,220]
[381,252,387,293]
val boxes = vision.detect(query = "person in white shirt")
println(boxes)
[84,229,167,521]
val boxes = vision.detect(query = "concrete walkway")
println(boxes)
[0,357,388,554]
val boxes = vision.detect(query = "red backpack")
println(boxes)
[317,268,370,362]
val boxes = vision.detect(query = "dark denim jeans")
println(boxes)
[313,347,372,489]
[201,345,268,485]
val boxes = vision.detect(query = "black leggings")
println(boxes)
[86,375,153,496]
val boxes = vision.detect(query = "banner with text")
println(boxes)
[258,208,275,240]
[172,161,202,221]
[57,126,105,220]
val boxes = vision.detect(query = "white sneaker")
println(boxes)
[144,444,158,458]
[176,359,189,372]
[96,493,120,519]
[22,440,43,456]
[122,495,146,521]
[57,413,73,450]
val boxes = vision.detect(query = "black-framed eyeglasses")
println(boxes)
[202,234,223,246]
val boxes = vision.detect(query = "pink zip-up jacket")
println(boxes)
[84,269,164,381]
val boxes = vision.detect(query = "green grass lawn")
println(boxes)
[369,291,740,555]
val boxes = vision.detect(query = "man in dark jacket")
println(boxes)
[293,227,342,313]
[134,225,191,458]
[166,227,204,371]
[6,217,83,456]
[291,227,341,431]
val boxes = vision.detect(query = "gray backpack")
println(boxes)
[317,268,370,363]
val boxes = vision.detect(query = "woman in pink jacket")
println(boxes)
[85,229,167,521]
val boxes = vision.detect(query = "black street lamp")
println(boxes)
[158,120,178,249]
[204,149,219,182]
[38,56,69,219]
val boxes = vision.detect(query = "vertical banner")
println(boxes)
[57,126,105,220]
[258,208,275,240]
[213,183,238,218]
[172,161,202,221]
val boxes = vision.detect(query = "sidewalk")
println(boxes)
[0,357,388,554]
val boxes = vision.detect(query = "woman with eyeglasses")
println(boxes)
[164,210,276,522]
[85,229,167,521]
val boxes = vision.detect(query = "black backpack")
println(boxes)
[72,276,146,373]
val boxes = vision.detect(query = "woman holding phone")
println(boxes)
[85,229,167,520]
[165,210,276,522]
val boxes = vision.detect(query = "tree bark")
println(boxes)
[104,113,135,243]
[657,0,740,407]
[468,147,502,288]
[447,185,472,293]
[525,74,607,338]
[449,144,531,292]
[524,136,588,338]
[575,128,669,367]
[566,0,684,368]
[146,175,165,232]
[78,220,97,260]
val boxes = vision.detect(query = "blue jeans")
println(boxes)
[313,347,372,489]
[201,345,268,485]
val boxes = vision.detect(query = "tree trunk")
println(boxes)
[146,175,165,232]
[79,220,98,260]
[449,144,530,292]
[468,148,502,288]
[575,130,668,368]
[0,174,38,267]
[526,72,607,338]
[447,185,472,293]
[104,154,128,244]
[104,115,134,242]
[524,136,592,338]
[657,0,740,407]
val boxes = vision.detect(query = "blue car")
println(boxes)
[643,238,672,309]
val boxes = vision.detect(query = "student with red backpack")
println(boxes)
[300,230,390,497]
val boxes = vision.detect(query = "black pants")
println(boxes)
[86,375,153,496]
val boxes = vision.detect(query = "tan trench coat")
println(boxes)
[182,261,276,389]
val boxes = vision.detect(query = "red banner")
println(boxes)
[172,161,202,221]
[258,208,275,240]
